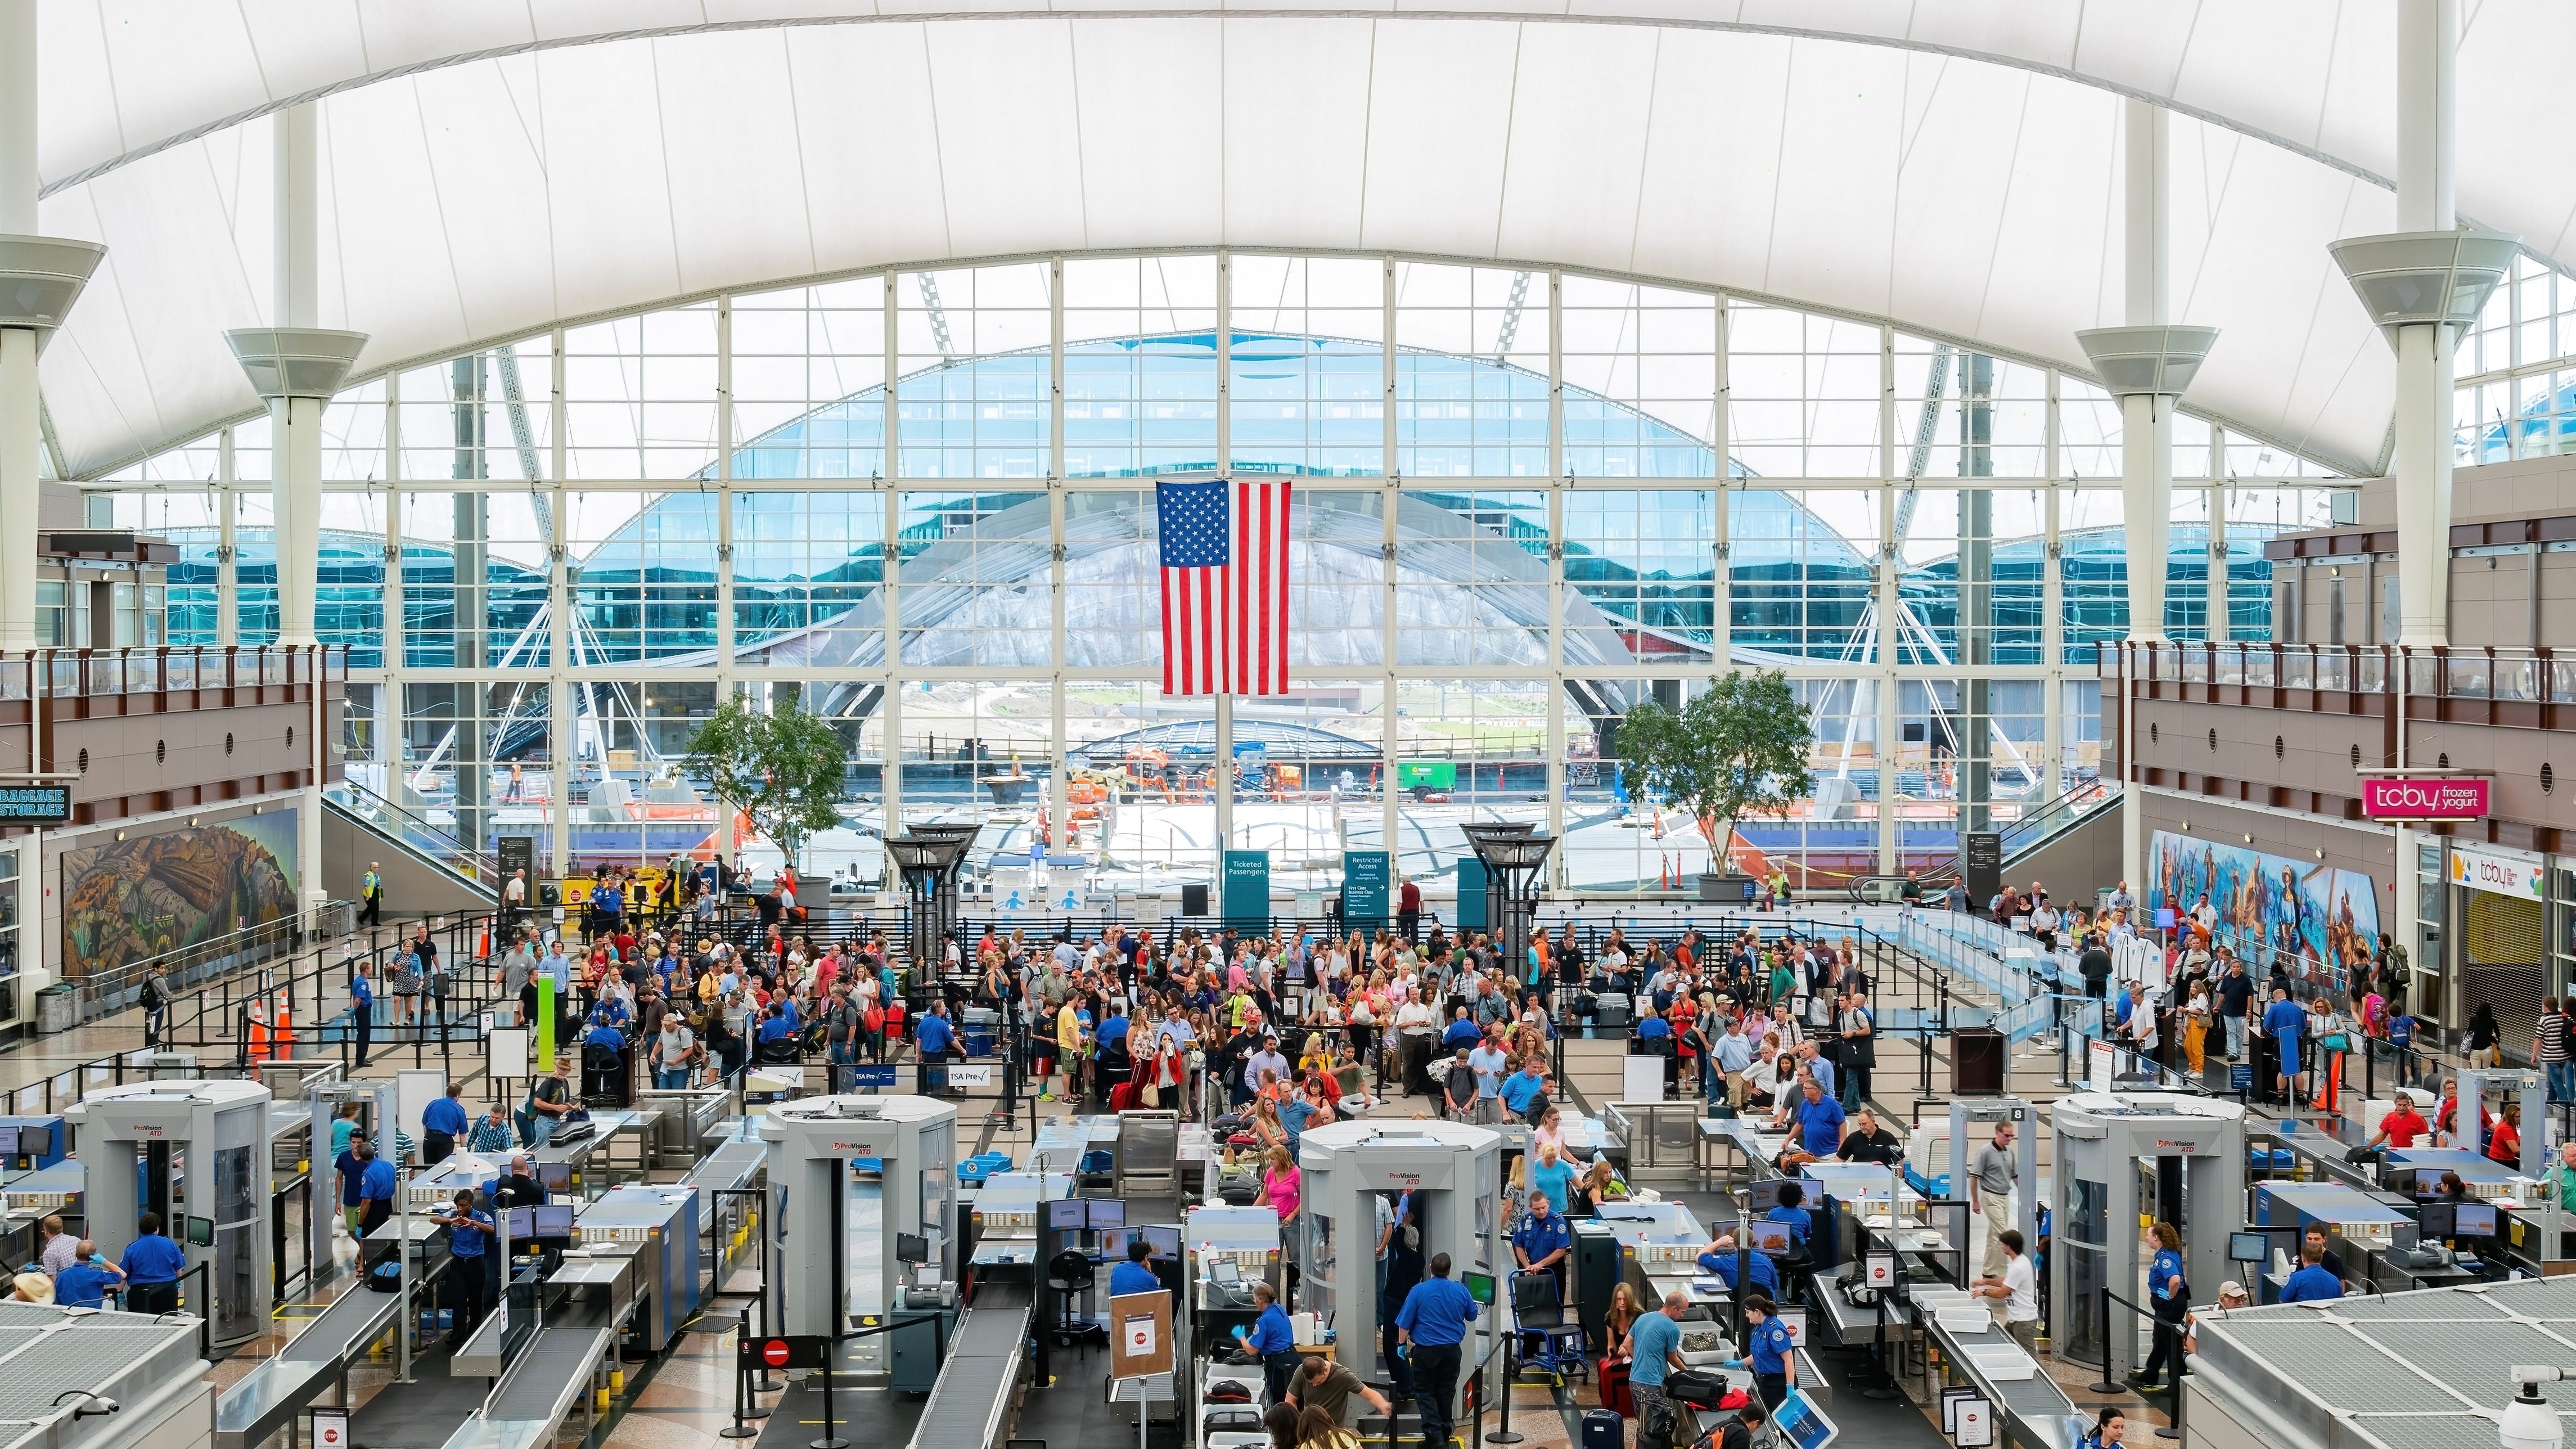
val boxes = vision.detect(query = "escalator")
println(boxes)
[1917,779,2123,886]
[322,780,501,911]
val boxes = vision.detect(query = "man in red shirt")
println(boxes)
[2369,1095,2431,1150]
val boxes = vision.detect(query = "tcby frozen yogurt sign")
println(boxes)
[2361,776,2491,821]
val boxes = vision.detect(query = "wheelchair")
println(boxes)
[1507,1270,1588,1386]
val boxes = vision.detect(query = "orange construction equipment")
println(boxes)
[272,990,295,1059]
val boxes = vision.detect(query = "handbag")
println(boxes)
[1666,1368,1727,1408]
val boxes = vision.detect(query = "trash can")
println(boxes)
[33,985,74,1036]
[1949,1025,2008,1096]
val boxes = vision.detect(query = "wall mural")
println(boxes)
[61,813,300,979]
[2146,829,2382,979]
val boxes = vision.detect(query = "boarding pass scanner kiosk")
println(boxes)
[760,1095,958,1385]
[2050,1091,2244,1386]
[67,1078,274,1349]
[1296,1119,1502,1394]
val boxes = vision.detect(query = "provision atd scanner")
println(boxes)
[2048,1091,2245,1385]
[304,1077,397,1286]
[1294,1119,1503,1390]
[1947,1099,2039,1267]
[759,1094,958,1380]
[67,1078,275,1349]
[2457,1067,2548,1178]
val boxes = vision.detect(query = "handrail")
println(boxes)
[1911,779,2122,887]
[324,779,503,887]
[0,644,349,703]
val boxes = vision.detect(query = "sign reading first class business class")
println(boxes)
[2359,775,2490,821]
[0,787,70,824]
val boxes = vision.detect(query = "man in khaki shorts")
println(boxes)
[1970,1120,2019,1276]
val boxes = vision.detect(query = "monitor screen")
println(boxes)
[1210,1258,1241,1284]
[2228,1232,2269,1262]
[1772,1389,1839,1449]
[1747,1178,1804,1213]
[532,1203,575,1238]
[1749,1220,1798,1256]
[18,1126,48,1156]
[1046,1199,1086,1231]
[1141,1226,1182,1257]
[1463,1271,1497,1306]
[1088,1199,1126,1230]
[183,1216,215,1248]
[2420,1202,2458,1241]
[503,1207,536,1240]
[0,1127,20,1155]
[2455,1203,2500,1238]
[537,1161,572,1193]
[897,1232,930,1264]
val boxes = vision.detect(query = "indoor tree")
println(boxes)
[1616,669,1816,870]
[681,692,850,868]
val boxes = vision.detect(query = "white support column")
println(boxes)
[1544,482,1566,885]
[881,272,903,837]
[2041,374,2064,799]
[1712,298,1732,669]
[378,384,399,799]
[547,329,571,878]
[1047,258,1069,854]
[2079,97,2219,903]
[2395,0,2460,647]
[217,429,240,647]
[1381,258,1400,873]
[0,1,104,655]
[714,296,736,698]
[1213,251,1233,858]
[2207,443,2231,641]
[1876,326,1899,875]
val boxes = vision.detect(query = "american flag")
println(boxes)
[1158,479,1291,696]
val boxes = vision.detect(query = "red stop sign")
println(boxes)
[762,1340,791,1368]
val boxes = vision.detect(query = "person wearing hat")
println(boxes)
[523,1052,576,1146]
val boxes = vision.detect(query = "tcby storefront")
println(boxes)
[2424,839,2553,1047]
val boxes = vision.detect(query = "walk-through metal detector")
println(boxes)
[760,1094,958,1384]
[2049,1091,2245,1384]
[2457,1066,2548,1176]
[1945,1098,2038,1267]
[304,1077,397,1286]
[67,1078,276,1349]
[1296,1119,1502,1403]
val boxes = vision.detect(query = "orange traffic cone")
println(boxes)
[272,990,295,1059]
[2314,1052,2343,1115]
[246,998,271,1063]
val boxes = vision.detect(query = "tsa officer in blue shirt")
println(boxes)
[1511,1193,1572,1291]
[2278,1240,2344,1303]
[1109,1235,1164,1299]
[1394,1253,1480,1449]
[430,1189,496,1342]
[421,1081,471,1166]
[2137,1221,2190,1394]
[917,1000,958,1092]
[1740,1290,1797,1409]
[359,1140,400,1237]
[52,1240,123,1309]
[1765,1181,1813,1249]
[1697,1232,1781,1295]
[1241,1280,1300,1407]
[119,1213,188,1316]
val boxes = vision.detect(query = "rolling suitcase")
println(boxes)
[1582,1408,1625,1449]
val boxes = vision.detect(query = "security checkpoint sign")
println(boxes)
[1109,1289,1173,1381]
[737,1335,832,1371]
[312,1410,348,1449]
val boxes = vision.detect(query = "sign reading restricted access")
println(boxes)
[1107,1289,1173,1381]
[737,1335,832,1371]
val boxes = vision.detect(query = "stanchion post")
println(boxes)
[1485,1340,1521,1445]
[2087,1288,2122,1395]
[720,1307,759,1438]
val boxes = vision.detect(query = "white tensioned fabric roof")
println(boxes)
[31,2,2568,482]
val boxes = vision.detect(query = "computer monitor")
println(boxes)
[1140,1225,1182,1257]
[1087,1199,1126,1230]
[1462,1271,1497,1306]
[1211,1258,1241,1285]
[532,1203,575,1238]
[1749,1220,1798,1256]
[2454,1203,2501,1238]
[183,1216,215,1248]
[896,1232,930,1264]
[18,1126,49,1156]
[2227,1231,2269,1262]
[503,1207,536,1241]
[1748,1177,1805,1213]
[537,1161,572,1194]
[1046,1199,1086,1231]
[2420,1202,2458,1241]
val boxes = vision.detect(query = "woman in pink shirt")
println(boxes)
[1262,1145,1301,1221]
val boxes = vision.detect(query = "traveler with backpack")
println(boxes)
[1621,1290,1687,1449]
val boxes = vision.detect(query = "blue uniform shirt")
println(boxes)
[1244,1302,1296,1356]
[2281,1264,2344,1303]
[55,1262,115,1308]
[1766,1204,1811,1246]
[1395,1276,1479,1347]
[1512,1212,1571,1268]
[1099,1014,1131,1048]
[1700,1249,1780,1293]
[1109,1261,1163,1298]
[758,1015,793,1043]
[445,1209,494,1259]
[1748,1315,1795,1375]
[2263,998,2306,1043]
[424,1096,470,1137]
[352,975,373,1012]
[121,1234,187,1285]
[919,1014,956,1055]
[584,1023,627,1052]
[361,1157,398,1202]
[2150,1248,2186,1303]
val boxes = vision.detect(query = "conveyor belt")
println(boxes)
[910,1284,1032,1449]
[218,1254,453,1449]
[429,1327,615,1449]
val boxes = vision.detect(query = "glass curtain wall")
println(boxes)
[88,251,2352,897]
